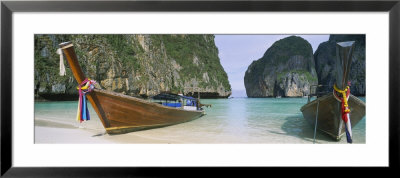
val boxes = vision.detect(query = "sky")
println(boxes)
[214,35,330,97]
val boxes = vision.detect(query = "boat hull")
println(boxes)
[89,89,204,134]
[59,42,204,134]
[300,93,365,141]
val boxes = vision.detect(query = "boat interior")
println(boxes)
[152,93,201,111]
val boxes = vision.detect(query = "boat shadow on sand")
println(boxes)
[272,115,336,143]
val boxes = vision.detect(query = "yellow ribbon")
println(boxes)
[76,78,91,90]
[334,84,350,113]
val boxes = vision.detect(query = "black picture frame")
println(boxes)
[1,0,399,177]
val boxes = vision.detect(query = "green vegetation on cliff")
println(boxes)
[104,35,144,70]
[34,34,231,100]
[249,36,314,78]
[244,36,317,97]
[263,36,313,61]
[277,69,318,83]
[150,35,230,91]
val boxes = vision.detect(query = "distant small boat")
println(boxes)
[59,42,205,134]
[276,96,282,98]
[300,41,365,142]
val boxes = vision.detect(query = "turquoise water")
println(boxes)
[34,97,366,144]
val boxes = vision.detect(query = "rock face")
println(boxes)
[314,35,365,96]
[34,34,231,100]
[244,36,318,97]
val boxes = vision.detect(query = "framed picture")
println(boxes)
[1,0,399,176]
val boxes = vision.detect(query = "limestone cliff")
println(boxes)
[34,34,231,100]
[244,36,318,97]
[314,35,365,96]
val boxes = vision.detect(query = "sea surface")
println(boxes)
[34,97,366,144]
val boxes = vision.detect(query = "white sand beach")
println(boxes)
[34,118,182,144]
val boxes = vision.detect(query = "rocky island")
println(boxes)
[244,36,318,97]
[314,34,365,96]
[244,35,365,98]
[34,34,231,100]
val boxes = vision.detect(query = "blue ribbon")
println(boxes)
[81,93,90,121]
[344,124,352,143]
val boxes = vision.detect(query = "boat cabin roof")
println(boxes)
[152,93,196,101]
[180,95,196,100]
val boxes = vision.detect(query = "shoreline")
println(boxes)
[34,96,365,144]
[34,95,366,102]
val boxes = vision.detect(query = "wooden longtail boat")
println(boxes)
[59,42,205,134]
[300,41,366,141]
